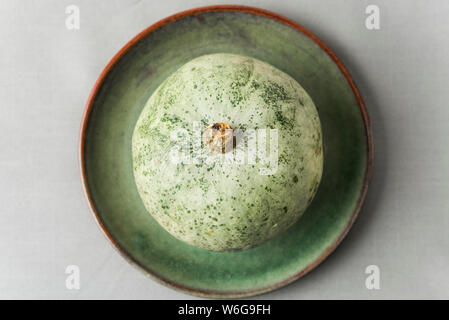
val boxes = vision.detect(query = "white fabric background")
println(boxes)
[0,0,448,299]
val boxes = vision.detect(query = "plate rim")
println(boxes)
[79,4,374,298]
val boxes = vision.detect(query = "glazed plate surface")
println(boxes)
[80,5,372,298]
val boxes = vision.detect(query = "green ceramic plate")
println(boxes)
[80,5,373,298]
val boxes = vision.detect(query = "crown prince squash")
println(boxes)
[132,54,323,251]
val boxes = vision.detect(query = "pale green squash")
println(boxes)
[132,53,323,251]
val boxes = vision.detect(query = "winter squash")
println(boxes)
[132,53,323,251]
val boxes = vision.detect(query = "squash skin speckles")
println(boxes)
[132,53,323,251]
